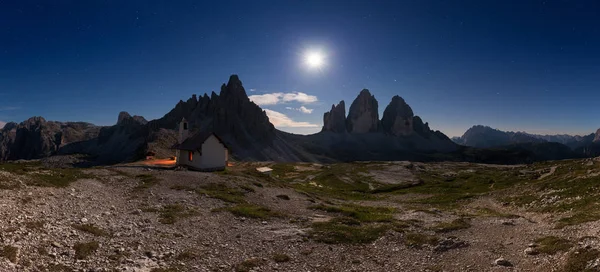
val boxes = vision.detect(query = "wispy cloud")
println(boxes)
[282,92,318,103]
[249,92,318,106]
[248,93,282,105]
[249,88,256,92]
[285,106,313,114]
[0,106,20,111]
[264,109,319,128]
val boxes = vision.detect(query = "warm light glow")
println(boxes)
[305,51,324,68]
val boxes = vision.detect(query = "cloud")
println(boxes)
[285,106,313,114]
[249,92,318,106]
[0,121,5,129]
[0,106,20,111]
[248,93,282,105]
[249,88,256,92]
[282,92,318,103]
[263,109,319,128]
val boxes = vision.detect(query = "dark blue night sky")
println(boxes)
[1,0,599,136]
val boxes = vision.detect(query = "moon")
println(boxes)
[305,51,325,68]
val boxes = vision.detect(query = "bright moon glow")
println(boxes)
[305,51,324,68]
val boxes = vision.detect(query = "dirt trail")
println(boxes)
[538,166,557,180]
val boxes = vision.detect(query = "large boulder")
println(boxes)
[346,89,379,133]
[381,96,414,136]
[322,101,346,133]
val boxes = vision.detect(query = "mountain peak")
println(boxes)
[381,95,414,136]
[322,101,346,133]
[346,89,379,133]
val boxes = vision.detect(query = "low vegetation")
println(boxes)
[221,203,280,219]
[309,204,395,222]
[534,236,573,255]
[195,183,247,203]
[431,218,471,233]
[309,217,389,244]
[133,174,159,190]
[563,248,600,272]
[403,232,439,248]
[158,204,198,224]
[0,161,90,187]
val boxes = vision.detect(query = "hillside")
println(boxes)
[1,158,600,271]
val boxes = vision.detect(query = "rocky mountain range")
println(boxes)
[0,75,461,164]
[452,125,599,149]
[4,74,595,165]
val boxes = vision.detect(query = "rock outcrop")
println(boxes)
[0,117,100,160]
[381,96,414,136]
[594,128,600,142]
[117,111,148,126]
[322,101,347,133]
[346,89,379,133]
[147,75,277,160]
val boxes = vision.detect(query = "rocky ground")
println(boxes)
[0,158,599,271]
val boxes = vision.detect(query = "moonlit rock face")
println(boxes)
[594,128,600,142]
[381,95,414,136]
[322,101,347,133]
[346,89,379,133]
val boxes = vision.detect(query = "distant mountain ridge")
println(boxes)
[453,125,598,150]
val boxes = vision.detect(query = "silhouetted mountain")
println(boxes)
[453,125,545,148]
[453,125,597,149]
[2,75,590,165]
[0,117,100,160]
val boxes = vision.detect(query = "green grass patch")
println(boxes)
[563,248,600,272]
[403,232,439,248]
[72,224,109,237]
[133,174,159,190]
[556,212,600,228]
[309,218,389,244]
[221,203,280,219]
[503,194,538,207]
[158,204,198,224]
[309,204,395,222]
[271,163,296,177]
[431,218,471,233]
[196,183,247,203]
[0,161,91,187]
[534,236,573,255]
[74,241,99,259]
[289,163,379,201]
[397,168,529,209]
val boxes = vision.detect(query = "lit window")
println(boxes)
[188,151,193,161]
